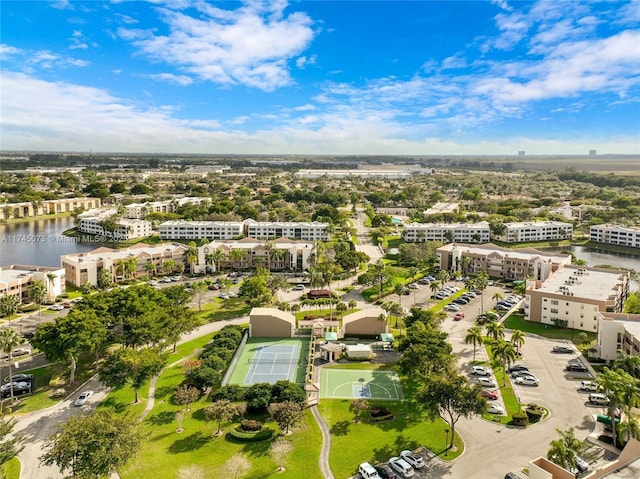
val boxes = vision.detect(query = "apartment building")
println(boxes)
[495,221,573,243]
[524,266,630,333]
[2,197,101,219]
[403,222,491,244]
[596,313,640,362]
[61,242,188,286]
[159,221,244,241]
[124,197,211,219]
[245,221,329,241]
[590,224,640,249]
[0,265,65,304]
[195,237,316,273]
[293,169,414,179]
[436,243,571,281]
[77,208,152,240]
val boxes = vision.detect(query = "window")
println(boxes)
[551,300,558,305]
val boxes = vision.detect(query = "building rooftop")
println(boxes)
[61,243,188,264]
[423,202,459,215]
[0,265,61,284]
[591,224,640,233]
[438,243,571,262]
[160,220,244,226]
[535,266,628,301]
[505,220,572,227]
[405,221,489,229]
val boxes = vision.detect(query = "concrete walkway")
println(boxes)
[311,405,335,479]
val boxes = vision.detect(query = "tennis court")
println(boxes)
[226,337,309,386]
[320,368,404,400]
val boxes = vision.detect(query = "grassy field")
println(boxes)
[193,297,251,323]
[503,314,596,346]
[1,457,20,479]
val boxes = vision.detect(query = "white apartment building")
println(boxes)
[159,221,244,241]
[436,243,571,281]
[124,197,211,219]
[590,224,640,248]
[2,197,101,219]
[496,221,573,243]
[245,221,329,241]
[61,242,188,286]
[195,237,316,273]
[524,265,630,333]
[0,265,65,304]
[596,313,640,362]
[403,222,490,243]
[78,208,153,240]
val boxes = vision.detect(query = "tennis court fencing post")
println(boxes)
[221,329,249,386]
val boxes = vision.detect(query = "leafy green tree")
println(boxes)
[349,398,369,423]
[398,324,453,376]
[40,408,142,479]
[191,281,208,312]
[546,427,584,471]
[245,382,273,411]
[0,417,23,468]
[239,275,272,307]
[0,328,24,408]
[0,295,20,324]
[464,326,484,362]
[191,366,221,391]
[613,350,640,379]
[269,438,294,472]
[32,309,108,384]
[417,373,486,449]
[205,400,239,435]
[271,381,305,403]
[174,385,200,411]
[271,401,304,433]
[97,268,114,290]
[99,348,166,403]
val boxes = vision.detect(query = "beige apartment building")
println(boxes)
[0,265,65,304]
[2,197,101,219]
[61,243,188,286]
[595,313,640,362]
[436,243,571,281]
[495,221,573,243]
[524,266,630,333]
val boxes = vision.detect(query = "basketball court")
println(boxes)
[320,368,404,400]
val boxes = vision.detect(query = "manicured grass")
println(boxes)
[503,314,596,345]
[193,298,251,323]
[119,362,323,479]
[1,457,20,479]
[318,398,462,479]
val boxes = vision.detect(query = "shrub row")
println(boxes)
[191,325,245,389]
[227,427,274,443]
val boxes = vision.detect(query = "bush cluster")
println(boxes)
[240,419,262,431]
[191,325,244,390]
[511,412,529,426]
[370,406,392,418]
[524,404,544,422]
[228,427,274,442]
[212,380,305,412]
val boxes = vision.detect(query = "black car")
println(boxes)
[0,381,31,398]
[375,464,400,479]
[4,373,34,383]
[453,298,469,305]
[21,331,35,340]
[552,345,573,354]
[508,365,529,373]
[566,362,588,372]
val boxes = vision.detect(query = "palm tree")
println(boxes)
[596,368,625,446]
[369,260,387,298]
[613,350,640,379]
[271,248,286,271]
[29,280,47,325]
[144,262,157,278]
[618,415,640,444]
[486,321,505,342]
[465,326,484,362]
[394,283,405,311]
[186,242,198,274]
[462,255,473,274]
[510,329,526,351]
[476,271,489,313]
[437,270,450,289]
[492,291,504,304]
[163,259,176,275]
[547,427,584,470]
[0,328,23,408]
[45,272,57,303]
[0,295,20,326]
[429,282,439,308]
[492,340,517,386]
[230,248,245,269]
[114,258,127,283]
[125,256,137,281]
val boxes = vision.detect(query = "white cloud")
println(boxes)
[147,73,194,86]
[118,1,315,91]
[296,54,317,69]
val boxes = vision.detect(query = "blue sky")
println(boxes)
[1,0,639,155]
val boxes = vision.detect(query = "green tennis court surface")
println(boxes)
[226,337,310,386]
[321,368,404,400]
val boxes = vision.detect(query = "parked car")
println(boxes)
[471,366,491,376]
[3,373,33,383]
[566,362,588,372]
[552,345,573,354]
[388,457,414,478]
[463,291,477,298]
[408,283,419,290]
[11,348,30,357]
[508,364,529,373]
[496,304,511,311]
[444,305,460,312]
[575,456,589,473]
[375,464,400,479]
[589,393,610,405]
[208,284,220,290]
[0,381,31,398]
[21,331,35,340]
[400,450,425,469]
[580,381,599,392]
[418,277,430,285]
[505,473,523,479]
[515,376,540,386]
[49,304,64,311]
[477,377,496,388]
[511,370,536,379]
[487,404,505,415]
[453,298,469,305]
[453,312,465,321]
[227,291,237,298]
[481,389,498,400]
[74,390,93,406]
[293,284,305,290]
[219,293,229,300]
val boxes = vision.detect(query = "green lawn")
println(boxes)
[1,457,20,479]
[503,314,596,346]
[193,297,251,323]
[318,397,462,479]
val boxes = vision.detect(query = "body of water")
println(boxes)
[541,245,640,272]
[0,216,98,267]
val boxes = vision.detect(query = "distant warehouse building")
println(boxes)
[524,266,630,333]
[590,224,640,249]
[495,221,573,243]
[403,222,490,243]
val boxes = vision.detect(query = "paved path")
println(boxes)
[311,405,335,479]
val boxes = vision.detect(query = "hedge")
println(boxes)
[227,427,275,442]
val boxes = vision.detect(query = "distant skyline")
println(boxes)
[1,0,639,155]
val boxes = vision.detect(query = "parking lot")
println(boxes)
[350,447,445,479]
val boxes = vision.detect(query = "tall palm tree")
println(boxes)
[476,271,489,313]
[437,270,450,289]
[510,329,526,351]
[547,427,584,470]
[369,260,387,298]
[492,291,504,304]
[0,328,23,407]
[29,279,47,325]
[394,283,405,312]
[486,321,505,342]
[618,414,640,444]
[0,296,20,326]
[492,340,517,386]
[45,272,57,303]
[230,248,245,269]
[613,350,640,379]
[114,258,127,283]
[271,248,286,271]
[185,242,198,274]
[163,259,176,275]
[465,326,484,362]
[125,256,137,281]
[596,368,625,446]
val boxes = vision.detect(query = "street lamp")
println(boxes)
[444,428,450,456]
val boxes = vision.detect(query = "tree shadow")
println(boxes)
[330,420,351,436]
[191,407,207,422]
[167,431,209,453]
[146,410,176,426]
[154,385,176,400]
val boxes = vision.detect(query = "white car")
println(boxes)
[487,404,505,415]
[388,457,414,478]
[400,450,425,469]
[74,390,93,406]
[477,377,496,388]
[408,283,419,290]
[580,380,599,392]
[589,393,610,405]
[227,291,237,298]
[515,376,539,387]
[471,366,491,376]
[49,304,64,311]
